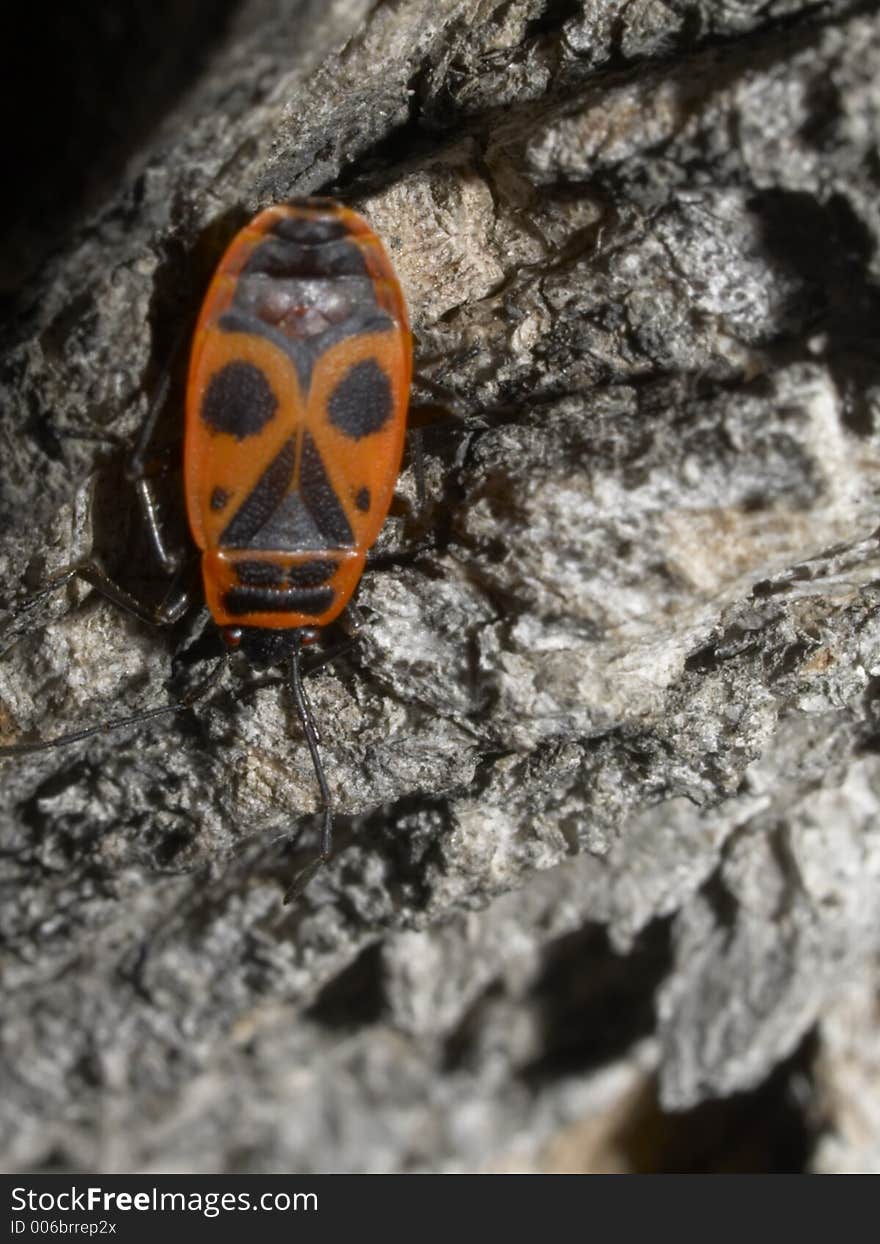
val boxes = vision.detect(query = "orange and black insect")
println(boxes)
[0,198,412,895]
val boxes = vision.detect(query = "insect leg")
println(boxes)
[336,601,367,636]
[1,564,166,659]
[283,634,334,902]
[76,560,193,627]
[0,559,193,667]
[411,371,459,406]
[127,435,183,578]
[126,329,185,481]
[131,477,184,576]
[125,324,192,575]
[408,425,427,511]
[364,535,436,573]
[1,567,80,631]
[4,401,192,652]
[0,653,227,757]
[405,380,468,516]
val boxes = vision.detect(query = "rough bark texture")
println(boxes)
[2,0,880,1173]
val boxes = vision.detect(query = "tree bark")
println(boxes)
[2,0,879,1173]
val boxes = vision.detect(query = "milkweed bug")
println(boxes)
[0,198,413,898]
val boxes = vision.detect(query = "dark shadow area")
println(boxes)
[444,915,815,1171]
[524,0,582,41]
[3,3,245,299]
[443,920,672,1079]
[518,919,673,1083]
[306,941,386,1030]
[612,1032,817,1173]
[751,188,880,437]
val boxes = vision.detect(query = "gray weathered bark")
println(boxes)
[2,0,879,1172]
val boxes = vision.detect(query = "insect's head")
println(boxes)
[220,626,320,669]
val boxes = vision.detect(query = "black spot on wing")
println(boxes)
[355,486,370,512]
[223,586,335,616]
[300,432,355,546]
[202,360,277,439]
[220,438,296,548]
[210,487,230,511]
[328,359,393,440]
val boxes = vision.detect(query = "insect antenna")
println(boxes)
[0,657,227,757]
[284,633,334,902]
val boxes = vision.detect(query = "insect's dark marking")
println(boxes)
[300,432,355,546]
[328,359,393,440]
[288,559,336,588]
[298,196,338,210]
[354,486,371,512]
[220,438,296,548]
[219,307,394,390]
[244,238,368,280]
[237,628,296,668]
[272,216,348,244]
[252,493,326,550]
[236,560,284,587]
[210,487,231,511]
[220,433,355,553]
[201,360,278,439]
[223,586,335,616]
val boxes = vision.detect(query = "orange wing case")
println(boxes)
[185,200,412,631]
